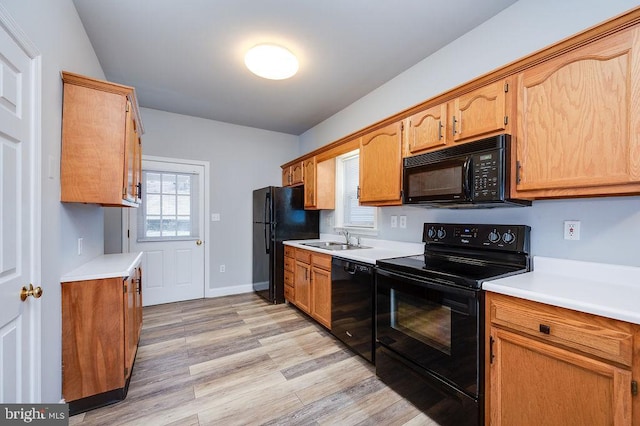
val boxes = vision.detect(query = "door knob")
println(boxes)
[20,284,43,301]
[196,240,203,246]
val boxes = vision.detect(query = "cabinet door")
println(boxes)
[62,278,125,401]
[451,79,510,143]
[123,100,138,204]
[294,260,311,314]
[311,266,331,329]
[407,103,448,154]
[514,28,640,197]
[291,161,304,186]
[282,166,292,186]
[490,327,632,426]
[303,158,316,208]
[359,121,403,205]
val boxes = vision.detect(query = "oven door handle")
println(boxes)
[376,267,478,299]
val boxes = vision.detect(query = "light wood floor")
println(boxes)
[69,293,438,426]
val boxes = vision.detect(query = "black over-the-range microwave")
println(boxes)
[402,134,531,208]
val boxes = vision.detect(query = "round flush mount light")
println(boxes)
[244,44,299,80]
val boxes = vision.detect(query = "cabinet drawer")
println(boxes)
[284,256,295,273]
[311,253,332,270]
[489,294,633,366]
[295,248,311,263]
[284,245,295,258]
[284,284,294,301]
[284,270,294,287]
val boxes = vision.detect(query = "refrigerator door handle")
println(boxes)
[264,192,270,224]
[264,192,272,254]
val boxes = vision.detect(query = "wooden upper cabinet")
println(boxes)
[451,79,511,144]
[282,167,292,186]
[304,157,335,210]
[406,79,512,156]
[513,28,640,198]
[282,161,304,187]
[61,71,144,207]
[359,121,403,205]
[303,158,316,207]
[406,103,448,155]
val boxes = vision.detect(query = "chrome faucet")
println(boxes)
[341,230,350,245]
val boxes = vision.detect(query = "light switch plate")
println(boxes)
[211,213,221,221]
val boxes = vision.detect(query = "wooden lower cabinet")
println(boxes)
[62,267,143,414]
[290,247,332,329]
[310,253,332,329]
[284,246,295,302]
[486,292,637,425]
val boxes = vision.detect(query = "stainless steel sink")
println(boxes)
[300,241,371,251]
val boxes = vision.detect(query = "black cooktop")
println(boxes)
[376,223,531,289]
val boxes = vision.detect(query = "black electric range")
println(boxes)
[375,223,531,426]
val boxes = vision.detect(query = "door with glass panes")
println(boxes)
[129,158,205,305]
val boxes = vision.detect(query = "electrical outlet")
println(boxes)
[77,238,83,255]
[564,220,581,240]
[390,216,398,228]
[399,215,407,229]
[211,213,221,221]
[219,264,226,273]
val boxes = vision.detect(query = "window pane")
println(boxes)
[146,194,161,215]
[177,195,190,215]
[162,195,176,215]
[145,215,161,237]
[162,174,177,194]
[177,175,191,195]
[146,173,161,193]
[161,218,177,236]
[177,217,191,236]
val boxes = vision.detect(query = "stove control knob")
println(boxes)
[488,229,500,243]
[437,228,446,239]
[427,227,436,239]
[502,231,515,244]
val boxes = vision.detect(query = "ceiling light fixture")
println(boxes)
[244,44,299,80]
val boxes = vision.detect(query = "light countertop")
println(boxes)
[483,256,640,325]
[61,252,143,283]
[284,236,423,264]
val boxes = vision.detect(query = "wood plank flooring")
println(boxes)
[69,293,438,426]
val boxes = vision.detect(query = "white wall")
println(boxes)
[138,108,299,294]
[1,0,106,403]
[307,0,640,267]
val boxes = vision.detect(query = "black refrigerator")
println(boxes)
[252,186,319,304]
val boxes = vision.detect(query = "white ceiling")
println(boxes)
[73,0,519,135]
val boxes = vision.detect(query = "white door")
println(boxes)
[0,9,42,402]
[129,158,206,306]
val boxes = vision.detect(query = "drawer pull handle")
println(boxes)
[539,324,551,334]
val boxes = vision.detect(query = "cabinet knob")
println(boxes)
[20,284,43,301]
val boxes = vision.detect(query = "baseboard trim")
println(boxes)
[206,284,253,298]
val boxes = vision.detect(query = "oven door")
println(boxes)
[403,157,471,204]
[376,268,481,397]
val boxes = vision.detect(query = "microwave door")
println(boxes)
[404,158,470,203]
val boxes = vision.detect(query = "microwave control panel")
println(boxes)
[471,150,504,201]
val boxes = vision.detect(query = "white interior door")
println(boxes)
[0,8,41,402]
[129,158,206,306]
